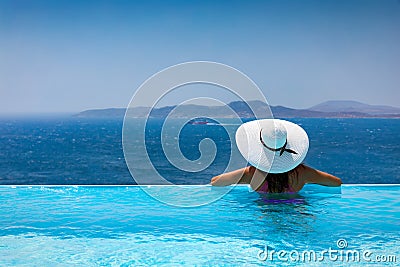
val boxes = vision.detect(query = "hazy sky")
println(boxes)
[1,0,399,114]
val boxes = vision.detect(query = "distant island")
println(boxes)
[75,100,400,119]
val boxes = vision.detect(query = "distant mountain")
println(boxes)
[309,100,400,115]
[75,100,400,119]
[77,108,127,118]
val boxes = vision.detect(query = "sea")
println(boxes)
[0,117,399,185]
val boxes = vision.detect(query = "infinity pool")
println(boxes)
[0,185,398,266]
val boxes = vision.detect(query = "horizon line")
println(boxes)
[1,99,400,116]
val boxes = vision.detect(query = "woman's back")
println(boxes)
[211,164,342,193]
[252,165,303,193]
[251,164,341,193]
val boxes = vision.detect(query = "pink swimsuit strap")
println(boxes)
[257,180,269,192]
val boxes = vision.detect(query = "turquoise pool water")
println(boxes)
[0,185,399,266]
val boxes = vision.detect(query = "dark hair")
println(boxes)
[265,164,302,193]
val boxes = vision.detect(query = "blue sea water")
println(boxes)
[1,118,399,266]
[0,117,399,184]
[0,185,399,266]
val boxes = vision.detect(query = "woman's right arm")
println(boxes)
[301,165,342,187]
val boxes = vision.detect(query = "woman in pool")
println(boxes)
[211,119,342,193]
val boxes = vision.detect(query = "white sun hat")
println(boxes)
[235,119,309,173]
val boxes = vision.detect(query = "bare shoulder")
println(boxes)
[288,164,307,191]
[299,164,342,187]
[238,166,256,184]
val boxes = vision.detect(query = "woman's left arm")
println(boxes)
[210,166,254,186]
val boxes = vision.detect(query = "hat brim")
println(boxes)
[235,119,309,173]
